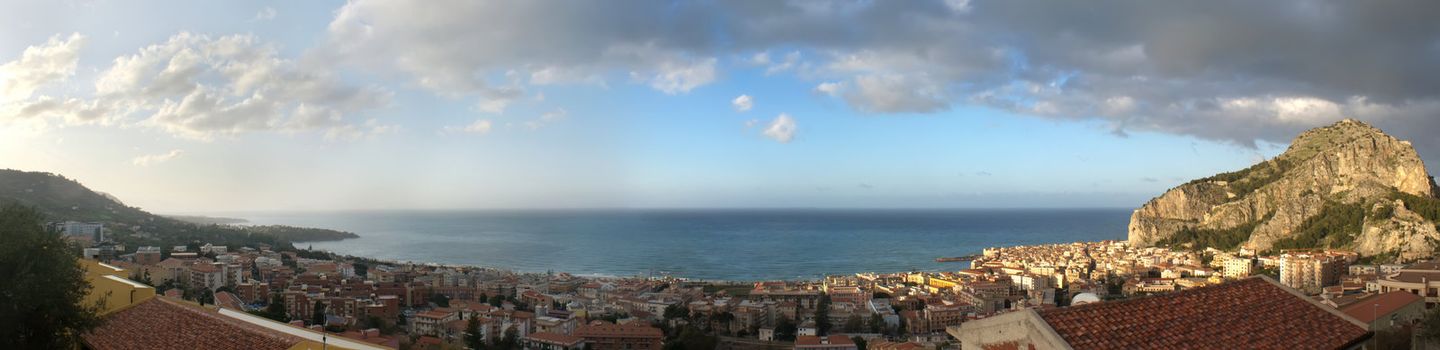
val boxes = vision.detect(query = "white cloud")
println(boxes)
[252,7,277,21]
[845,74,949,113]
[0,33,85,104]
[524,108,567,130]
[445,119,493,134]
[132,149,184,166]
[815,82,844,96]
[762,113,796,143]
[732,94,753,112]
[643,56,715,95]
[86,33,391,139]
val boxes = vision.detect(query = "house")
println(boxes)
[956,276,1371,349]
[574,323,663,350]
[794,334,858,350]
[524,331,586,350]
[1338,291,1425,331]
[413,309,459,337]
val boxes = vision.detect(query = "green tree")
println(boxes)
[843,314,864,333]
[868,312,884,334]
[0,205,105,349]
[312,300,328,326]
[262,293,290,322]
[774,316,798,341]
[665,325,717,350]
[814,293,833,335]
[488,294,505,307]
[852,336,868,350]
[713,311,735,335]
[465,316,486,350]
[429,293,451,307]
[663,304,689,320]
[1421,306,1440,344]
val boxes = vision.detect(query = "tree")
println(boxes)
[488,294,505,307]
[814,293,833,336]
[774,316,798,341]
[713,311,735,335]
[465,316,486,350]
[0,205,105,349]
[1421,306,1440,344]
[843,314,864,333]
[259,293,290,322]
[312,300,328,326]
[429,293,451,307]
[665,325,717,350]
[852,336,868,350]
[663,304,689,320]
[868,312,885,334]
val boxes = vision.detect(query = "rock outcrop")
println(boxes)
[1128,119,1440,260]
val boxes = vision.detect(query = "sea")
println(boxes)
[229,208,1130,281]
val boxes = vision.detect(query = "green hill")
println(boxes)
[0,169,358,250]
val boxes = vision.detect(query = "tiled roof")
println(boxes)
[1340,291,1424,323]
[1037,277,1369,350]
[574,323,663,338]
[527,331,585,345]
[795,334,855,346]
[83,297,301,350]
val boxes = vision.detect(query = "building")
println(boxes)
[189,263,225,291]
[57,221,105,241]
[135,246,162,265]
[413,309,459,337]
[1223,256,1253,279]
[1376,261,1440,305]
[956,277,1371,349]
[794,334,858,350]
[574,323,663,350]
[524,332,587,350]
[1338,291,1425,331]
[1279,253,1346,294]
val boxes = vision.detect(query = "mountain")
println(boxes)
[0,169,357,248]
[1129,119,1440,261]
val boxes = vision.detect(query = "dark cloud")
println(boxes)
[320,0,1440,165]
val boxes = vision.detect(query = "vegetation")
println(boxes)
[1392,191,1440,225]
[774,316,798,341]
[243,225,359,242]
[1157,213,1271,251]
[814,293,833,335]
[1187,159,1294,200]
[250,294,291,322]
[0,205,105,348]
[1271,202,1365,250]
[465,317,486,350]
[0,169,360,254]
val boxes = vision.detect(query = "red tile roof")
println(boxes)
[795,334,856,346]
[574,323,664,338]
[1340,291,1424,323]
[1036,277,1370,350]
[83,297,301,350]
[527,331,585,346]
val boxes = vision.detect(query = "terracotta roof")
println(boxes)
[83,297,301,350]
[1036,277,1370,350]
[574,323,664,338]
[1340,291,1424,323]
[527,331,585,346]
[795,334,856,346]
[214,291,246,311]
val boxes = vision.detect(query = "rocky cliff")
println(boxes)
[1128,119,1440,260]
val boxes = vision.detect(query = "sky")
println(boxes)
[1,0,1438,212]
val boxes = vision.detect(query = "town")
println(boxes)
[68,217,1434,350]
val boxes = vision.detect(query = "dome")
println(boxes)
[1071,293,1101,305]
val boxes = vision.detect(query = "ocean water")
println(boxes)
[231,209,1130,281]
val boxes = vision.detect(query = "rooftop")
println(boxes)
[1340,291,1424,323]
[1035,277,1370,350]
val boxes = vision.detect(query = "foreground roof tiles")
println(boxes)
[1036,277,1369,350]
[83,297,301,350]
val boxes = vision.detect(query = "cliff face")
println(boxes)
[1128,119,1439,259]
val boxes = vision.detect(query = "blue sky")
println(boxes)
[2,0,1434,212]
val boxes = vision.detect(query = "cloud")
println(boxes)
[132,149,183,166]
[762,113,796,143]
[732,94,753,112]
[1140,177,1159,182]
[445,119,493,134]
[302,0,1440,164]
[3,32,395,140]
[524,108,567,130]
[0,33,85,104]
[975,171,992,176]
[253,7,276,21]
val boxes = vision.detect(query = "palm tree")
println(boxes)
[713,311,736,336]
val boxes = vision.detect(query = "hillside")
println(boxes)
[0,169,359,249]
[1129,119,1440,261]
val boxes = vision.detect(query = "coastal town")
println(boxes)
[67,216,1438,349]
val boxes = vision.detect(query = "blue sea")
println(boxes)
[229,209,1130,281]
